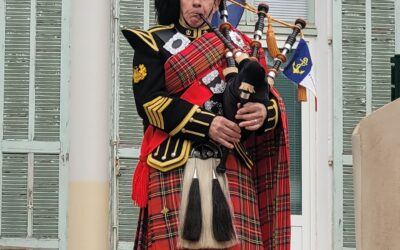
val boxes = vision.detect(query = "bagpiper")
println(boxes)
[122,0,291,249]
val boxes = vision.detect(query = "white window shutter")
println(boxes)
[114,1,146,249]
[34,0,62,142]
[2,154,28,237]
[3,0,31,140]
[1,0,66,248]
[371,0,395,110]
[119,0,144,147]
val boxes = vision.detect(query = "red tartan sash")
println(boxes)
[164,28,269,94]
[164,32,226,94]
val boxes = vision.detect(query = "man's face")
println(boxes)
[180,0,220,28]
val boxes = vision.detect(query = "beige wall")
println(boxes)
[353,99,400,250]
[68,0,112,249]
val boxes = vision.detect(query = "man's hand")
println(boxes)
[235,102,267,131]
[208,116,241,149]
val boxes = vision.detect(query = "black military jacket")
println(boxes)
[122,22,278,171]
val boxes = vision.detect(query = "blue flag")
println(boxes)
[212,0,245,28]
[283,38,317,97]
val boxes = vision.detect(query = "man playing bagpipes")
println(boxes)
[122,0,297,249]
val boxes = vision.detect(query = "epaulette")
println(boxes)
[121,24,174,52]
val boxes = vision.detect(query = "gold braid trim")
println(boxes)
[143,96,163,126]
[148,24,175,33]
[169,105,199,136]
[125,28,159,52]
[265,98,279,132]
[147,140,192,172]
[157,98,173,129]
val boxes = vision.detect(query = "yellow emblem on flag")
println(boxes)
[133,64,147,84]
[292,57,309,75]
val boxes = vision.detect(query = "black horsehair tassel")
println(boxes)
[182,167,202,241]
[212,169,235,242]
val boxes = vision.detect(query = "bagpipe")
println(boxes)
[200,0,306,172]
[208,0,307,108]
[217,0,308,91]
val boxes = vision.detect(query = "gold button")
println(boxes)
[181,128,186,133]
[189,118,194,122]
[196,109,201,113]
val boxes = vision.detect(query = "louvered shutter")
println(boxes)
[371,0,395,110]
[149,1,157,27]
[342,0,366,155]
[337,0,395,248]
[1,0,66,249]
[119,0,144,147]
[115,1,145,249]
[117,158,138,243]
[343,163,356,247]
[34,0,61,142]
[341,1,367,248]
[33,154,59,238]
[1,154,28,237]
[3,0,30,140]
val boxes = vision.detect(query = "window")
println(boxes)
[266,51,302,215]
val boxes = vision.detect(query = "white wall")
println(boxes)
[311,0,333,249]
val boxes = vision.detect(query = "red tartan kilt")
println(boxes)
[134,88,291,250]
[134,153,267,250]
